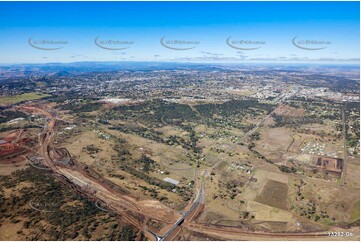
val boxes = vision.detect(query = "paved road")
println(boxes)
[210,91,297,171]
[148,170,207,241]
[341,107,347,185]
[184,223,333,240]
[26,104,346,241]
[245,91,298,137]
[25,105,177,227]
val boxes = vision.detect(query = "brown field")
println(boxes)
[61,128,189,209]
[0,220,24,240]
[2,99,357,240]
[107,128,196,181]
[0,130,34,165]
[255,127,294,163]
[247,201,293,222]
[0,159,29,176]
[288,176,360,226]
[104,170,183,209]
[345,162,360,188]
[274,104,305,117]
[255,180,289,210]
[62,130,117,167]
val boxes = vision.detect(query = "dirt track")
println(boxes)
[184,223,360,241]
[19,105,181,236]
[20,104,359,241]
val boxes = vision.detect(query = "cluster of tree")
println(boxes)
[120,165,176,192]
[298,200,332,222]
[271,113,325,128]
[110,123,200,153]
[109,99,198,124]
[278,165,297,173]
[225,180,244,199]
[107,99,274,133]
[118,225,137,241]
[153,100,198,122]
[247,143,273,164]
[346,116,360,150]
[347,136,359,150]
[345,102,360,112]
[139,185,158,198]
[240,211,254,219]
[112,137,131,162]
[82,144,102,155]
[109,173,125,180]
[110,124,164,143]
[0,124,38,132]
[134,155,158,173]
[296,128,341,139]
[250,132,261,141]
[195,99,274,118]
[164,135,186,146]
[180,124,201,153]
[292,75,359,93]
[0,167,138,240]
[56,101,102,113]
[0,110,26,124]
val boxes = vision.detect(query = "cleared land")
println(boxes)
[0,92,49,105]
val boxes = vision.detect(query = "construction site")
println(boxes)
[0,101,357,241]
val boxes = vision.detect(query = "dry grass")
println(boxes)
[255,180,289,210]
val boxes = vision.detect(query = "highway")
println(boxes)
[183,223,346,241]
[20,105,180,228]
[23,103,349,241]
[148,170,207,241]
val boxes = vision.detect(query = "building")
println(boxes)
[163,177,179,186]
[315,156,343,175]
[0,139,15,151]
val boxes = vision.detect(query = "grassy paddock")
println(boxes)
[0,92,49,105]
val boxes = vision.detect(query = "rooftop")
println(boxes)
[163,177,179,186]
[0,140,8,144]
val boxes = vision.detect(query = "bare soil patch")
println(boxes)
[274,104,305,117]
[255,179,289,210]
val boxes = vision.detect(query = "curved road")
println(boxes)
[23,104,356,241]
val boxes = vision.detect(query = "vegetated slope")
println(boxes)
[0,167,141,241]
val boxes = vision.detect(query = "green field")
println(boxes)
[0,92,49,105]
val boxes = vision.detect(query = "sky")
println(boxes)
[0,1,359,64]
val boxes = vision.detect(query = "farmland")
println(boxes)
[0,65,359,240]
[0,93,49,106]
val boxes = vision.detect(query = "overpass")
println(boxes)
[148,170,207,241]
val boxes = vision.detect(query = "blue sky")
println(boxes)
[0,1,359,64]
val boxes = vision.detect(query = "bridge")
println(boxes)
[147,170,207,241]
